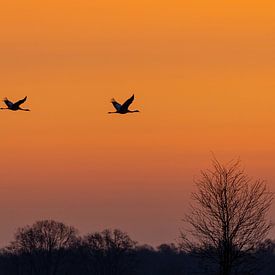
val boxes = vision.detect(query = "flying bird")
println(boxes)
[108,94,140,114]
[0,96,30,111]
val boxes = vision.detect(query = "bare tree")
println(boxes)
[81,229,137,275]
[180,158,273,275]
[6,220,78,275]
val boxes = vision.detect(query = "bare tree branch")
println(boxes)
[180,158,273,275]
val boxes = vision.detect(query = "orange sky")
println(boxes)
[0,0,275,246]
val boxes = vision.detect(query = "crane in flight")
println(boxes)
[0,96,30,111]
[108,94,139,114]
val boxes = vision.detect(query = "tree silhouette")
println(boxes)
[180,158,273,275]
[6,220,78,275]
[81,229,137,275]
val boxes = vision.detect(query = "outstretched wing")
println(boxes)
[13,96,27,108]
[111,98,121,111]
[3,98,13,108]
[121,94,134,111]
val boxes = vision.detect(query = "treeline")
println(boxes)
[1,159,274,274]
[0,220,274,275]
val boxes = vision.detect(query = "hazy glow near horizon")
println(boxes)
[0,0,274,246]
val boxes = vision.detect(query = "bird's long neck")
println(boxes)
[0,107,8,110]
[19,107,30,111]
[108,111,118,114]
[129,110,139,113]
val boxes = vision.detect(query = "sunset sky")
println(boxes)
[0,0,275,246]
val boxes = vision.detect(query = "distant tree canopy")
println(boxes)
[10,220,78,253]
[81,229,137,275]
[4,220,78,275]
[0,219,274,275]
[180,158,274,275]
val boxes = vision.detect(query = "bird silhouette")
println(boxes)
[108,94,140,114]
[0,96,30,111]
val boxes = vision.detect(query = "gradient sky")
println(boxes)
[0,0,275,246]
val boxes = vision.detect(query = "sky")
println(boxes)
[0,0,275,246]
